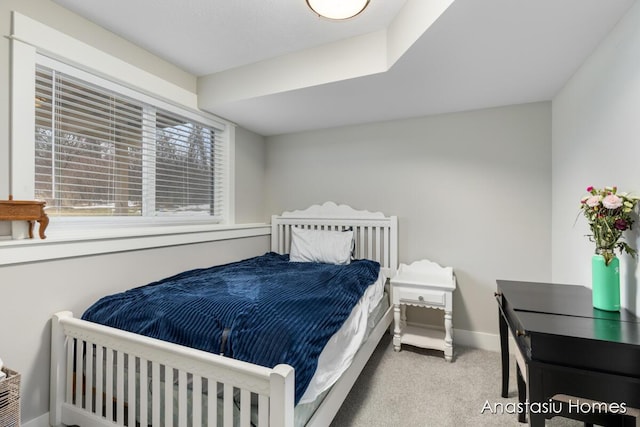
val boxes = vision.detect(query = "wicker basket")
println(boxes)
[0,368,20,427]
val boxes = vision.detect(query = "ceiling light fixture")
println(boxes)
[306,0,370,20]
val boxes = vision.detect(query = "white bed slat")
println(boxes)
[152,361,161,427]
[105,348,113,421]
[258,394,269,426]
[139,357,148,427]
[223,383,233,427]
[193,375,202,426]
[240,389,251,426]
[207,380,216,427]
[164,366,173,427]
[128,355,136,427]
[178,370,188,427]
[285,225,291,253]
[278,224,284,253]
[373,227,379,262]
[95,345,104,417]
[74,340,82,407]
[116,351,125,425]
[85,344,94,413]
[384,226,390,268]
[65,338,73,404]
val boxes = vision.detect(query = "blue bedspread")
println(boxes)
[82,252,380,403]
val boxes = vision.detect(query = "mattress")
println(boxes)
[83,252,380,404]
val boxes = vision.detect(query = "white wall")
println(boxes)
[266,102,552,337]
[552,0,640,314]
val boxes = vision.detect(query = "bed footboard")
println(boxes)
[50,311,295,427]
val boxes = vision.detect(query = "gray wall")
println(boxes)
[265,102,553,337]
[552,0,640,314]
[1,236,269,424]
[235,126,267,223]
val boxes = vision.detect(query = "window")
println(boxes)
[2,13,262,265]
[33,58,227,223]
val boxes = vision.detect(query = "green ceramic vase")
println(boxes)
[591,254,620,311]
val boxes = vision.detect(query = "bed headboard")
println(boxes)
[271,202,398,278]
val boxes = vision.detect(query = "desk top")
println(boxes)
[0,199,46,206]
[497,280,639,323]
[497,280,640,353]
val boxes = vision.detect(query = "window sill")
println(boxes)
[0,223,271,266]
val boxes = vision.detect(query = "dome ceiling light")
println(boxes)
[306,0,371,20]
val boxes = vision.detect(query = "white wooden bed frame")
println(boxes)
[50,202,398,427]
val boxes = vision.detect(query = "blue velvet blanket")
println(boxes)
[82,252,380,403]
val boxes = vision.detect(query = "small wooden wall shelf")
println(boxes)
[0,195,49,239]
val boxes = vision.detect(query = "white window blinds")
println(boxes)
[34,62,227,222]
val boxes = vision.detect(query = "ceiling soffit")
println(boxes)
[197,0,454,111]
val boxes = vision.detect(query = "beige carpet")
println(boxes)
[330,333,582,427]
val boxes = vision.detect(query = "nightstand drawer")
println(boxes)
[398,288,445,306]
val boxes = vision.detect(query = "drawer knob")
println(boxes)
[516,329,526,337]
[418,295,424,302]
[494,291,502,298]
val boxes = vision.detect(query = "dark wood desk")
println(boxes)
[496,280,640,426]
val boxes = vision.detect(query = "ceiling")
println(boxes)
[52,0,636,136]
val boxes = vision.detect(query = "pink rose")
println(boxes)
[586,195,601,207]
[602,194,623,209]
[587,186,594,192]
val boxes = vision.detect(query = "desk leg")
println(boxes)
[499,308,509,398]
[517,364,526,423]
[527,364,546,427]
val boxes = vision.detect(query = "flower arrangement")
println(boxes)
[580,186,639,265]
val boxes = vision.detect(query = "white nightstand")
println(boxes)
[391,259,456,361]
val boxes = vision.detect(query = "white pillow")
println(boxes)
[289,227,354,265]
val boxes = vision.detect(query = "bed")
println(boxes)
[50,202,398,427]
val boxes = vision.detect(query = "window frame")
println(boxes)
[34,56,227,224]
[9,12,238,244]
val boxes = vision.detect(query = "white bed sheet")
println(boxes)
[298,270,386,403]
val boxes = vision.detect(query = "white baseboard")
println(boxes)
[22,413,49,427]
[453,328,519,355]
[454,328,501,352]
